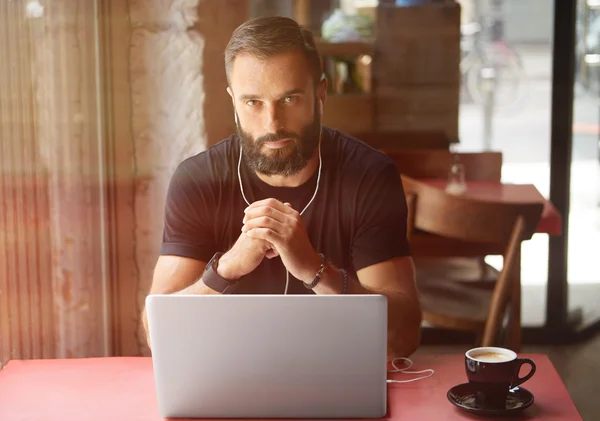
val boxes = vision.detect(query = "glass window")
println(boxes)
[569,0,600,326]
[456,0,555,327]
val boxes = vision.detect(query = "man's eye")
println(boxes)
[284,96,297,103]
[246,100,258,107]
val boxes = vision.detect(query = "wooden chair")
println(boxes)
[401,176,543,350]
[390,149,504,288]
[385,149,503,181]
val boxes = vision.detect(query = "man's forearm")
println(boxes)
[312,263,421,358]
[385,292,421,359]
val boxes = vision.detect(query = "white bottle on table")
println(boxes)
[446,154,467,195]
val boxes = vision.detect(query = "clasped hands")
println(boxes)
[217,198,321,283]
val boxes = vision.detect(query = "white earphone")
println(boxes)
[386,357,435,383]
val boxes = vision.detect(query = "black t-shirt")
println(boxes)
[160,127,411,294]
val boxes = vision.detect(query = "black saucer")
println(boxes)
[447,383,534,417]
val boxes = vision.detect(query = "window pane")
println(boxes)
[569,0,600,327]
[456,0,554,327]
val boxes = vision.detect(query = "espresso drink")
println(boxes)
[465,347,536,409]
[471,352,513,363]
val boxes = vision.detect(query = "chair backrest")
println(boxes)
[401,175,544,347]
[386,149,503,181]
[353,131,451,150]
[401,175,542,244]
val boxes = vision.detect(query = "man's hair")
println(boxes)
[225,16,322,86]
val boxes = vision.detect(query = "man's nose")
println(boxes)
[263,103,284,134]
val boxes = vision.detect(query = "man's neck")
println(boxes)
[255,151,320,187]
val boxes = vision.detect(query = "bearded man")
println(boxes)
[143,16,421,359]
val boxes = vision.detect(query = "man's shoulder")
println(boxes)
[168,135,239,196]
[175,135,239,177]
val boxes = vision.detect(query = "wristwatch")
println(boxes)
[201,252,240,294]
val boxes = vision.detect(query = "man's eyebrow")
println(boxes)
[279,89,305,97]
[238,93,259,101]
[237,89,306,101]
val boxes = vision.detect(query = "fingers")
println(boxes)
[242,215,286,235]
[245,227,284,246]
[239,231,278,260]
[243,205,288,225]
[245,198,296,216]
[241,199,297,258]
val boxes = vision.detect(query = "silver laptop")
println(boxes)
[146,294,388,419]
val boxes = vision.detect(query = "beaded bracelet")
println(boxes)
[339,268,348,294]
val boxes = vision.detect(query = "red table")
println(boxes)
[420,180,562,236]
[0,354,582,420]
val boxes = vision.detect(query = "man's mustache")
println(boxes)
[255,131,300,145]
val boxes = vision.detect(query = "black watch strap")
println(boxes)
[202,252,239,294]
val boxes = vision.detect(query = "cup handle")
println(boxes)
[511,358,536,388]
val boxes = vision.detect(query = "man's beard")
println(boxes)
[237,102,321,177]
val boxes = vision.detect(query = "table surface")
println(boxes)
[0,354,582,421]
[420,179,562,236]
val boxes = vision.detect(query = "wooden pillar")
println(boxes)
[130,0,207,356]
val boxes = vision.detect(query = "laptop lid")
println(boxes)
[146,294,388,419]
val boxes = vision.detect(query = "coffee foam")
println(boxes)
[467,347,517,362]
[471,351,513,363]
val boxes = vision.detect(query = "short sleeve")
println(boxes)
[351,162,411,271]
[159,164,217,263]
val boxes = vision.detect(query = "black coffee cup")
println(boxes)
[465,347,536,409]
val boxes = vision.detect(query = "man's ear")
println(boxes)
[227,87,239,126]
